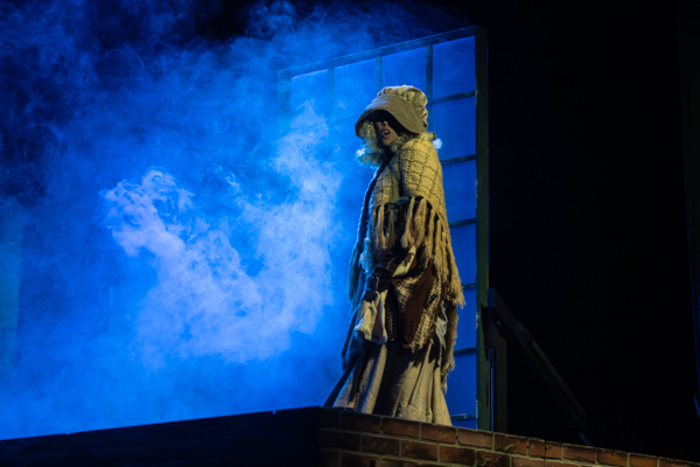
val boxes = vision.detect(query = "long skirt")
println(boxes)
[331,337,451,425]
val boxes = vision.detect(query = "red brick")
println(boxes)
[458,429,493,448]
[630,455,658,467]
[441,445,476,464]
[361,434,400,456]
[598,449,628,467]
[659,459,697,467]
[342,452,380,467]
[402,440,439,461]
[383,417,420,438]
[512,456,544,467]
[547,462,580,467]
[320,409,342,429]
[422,424,457,443]
[545,442,562,459]
[495,434,528,454]
[476,450,510,467]
[563,445,596,462]
[529,440,546,457]
[319,430,360,450]
[319,450,340,467]
[366,460,418,467]
[342,412,382,433]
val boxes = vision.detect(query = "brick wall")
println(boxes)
[318,409,699,467]
[0,406,696,467]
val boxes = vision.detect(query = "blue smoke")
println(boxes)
[0,0,462,439]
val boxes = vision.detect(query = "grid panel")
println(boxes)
[455,287,477,350]
[447,353,478,415]
[280,27,486,428]
[433,37,476,98]
[453,418,478,429]
[334,60,376,122]
[290,70,328,128]
[382,48,427,92]
[450,223,477,285]
[432,98,476,160]
[443,160,477,222]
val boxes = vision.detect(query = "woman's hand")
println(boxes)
[362,265,392,302]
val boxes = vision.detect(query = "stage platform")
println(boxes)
[1,406,695,467]
[0,407,320,466]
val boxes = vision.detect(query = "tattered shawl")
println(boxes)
[345,137,465,389]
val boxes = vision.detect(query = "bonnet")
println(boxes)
[355,85,429,137]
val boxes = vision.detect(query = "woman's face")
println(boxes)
[371,111,401,147]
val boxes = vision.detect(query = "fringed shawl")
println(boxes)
[346,137,464,389]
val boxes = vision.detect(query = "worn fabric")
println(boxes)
[348,137,464,386]
[355,92,427,135]
[328,134,464,425]
[333,334,451,425]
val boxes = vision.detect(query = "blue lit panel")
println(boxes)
[382,48,427,92]
[282,30,485,432]
[452,418,478,429]
[432,98,476,160]
[445,353,477,415]
[330,122,359,156]
[331,122,371,221]
[455,287,477,350]
[450,223,476,285]
[290,70,328,127]
[334,59,376,121]
[433,37,475,99]
[442,160,476,222]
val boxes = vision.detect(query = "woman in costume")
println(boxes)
[325,85,464,425]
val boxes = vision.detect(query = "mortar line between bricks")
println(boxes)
[544,459,607,467]
[332,450,437,463]
[344,429,499,458]
[358,431,469,450]
[333,427,695,467]
[324,447,407,459]
[337,428,423,440]
[355,431,453,444]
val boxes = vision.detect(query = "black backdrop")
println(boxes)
[467,1,698,460]
[210,0,700,460]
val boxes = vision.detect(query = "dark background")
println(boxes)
[209,0,699,461]
[463,0,699,461]
[466,1,699,460]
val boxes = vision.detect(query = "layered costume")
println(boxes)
[325,86,464,425]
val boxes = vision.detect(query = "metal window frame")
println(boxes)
[278,26,490,430]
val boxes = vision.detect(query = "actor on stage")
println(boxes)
[325,85,464,425]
